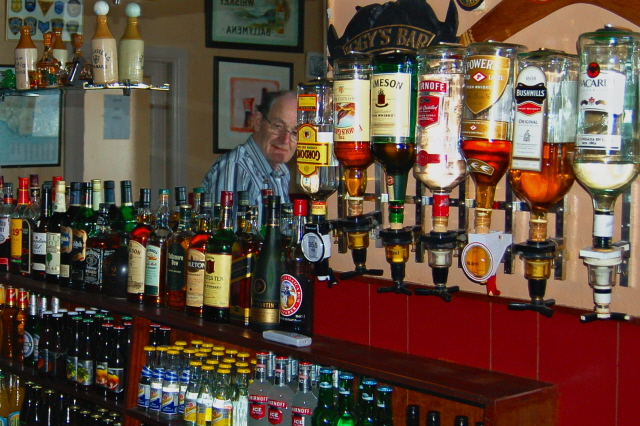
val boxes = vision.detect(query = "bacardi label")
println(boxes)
[463,54,511,114]
[333,79,370,142]
[577,65,626,150]
[280,274,303,317]
[512,66,546,172]
[371,73,412,137]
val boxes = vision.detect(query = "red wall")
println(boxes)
[314,276,640,426]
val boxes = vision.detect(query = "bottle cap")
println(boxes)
[18,177,29,189]
[221,190,234,207]
[94,1,110,15]
[159,188,170,195]
[104,180,115,190]
[30,174,39,187]
[293,198,308,216]
[125,2,141,18]
[193,187,205,194]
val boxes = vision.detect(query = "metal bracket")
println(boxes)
[619,186,632,286]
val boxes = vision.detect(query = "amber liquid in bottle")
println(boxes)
[127,190,153,304]
[334,142,374,213]
[185,205,213,317]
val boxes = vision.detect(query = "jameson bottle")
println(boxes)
[71,182,99,290]
[10,177,30,274]
[91,1,118,84]
[280,199,314,335]
[46,180,66,284]
[128,188,153,303]
[144,189,173,307]
[203,191,236,323]
[371,50,417,227]
[32,185,52,280]
[186,193,214,317]
[166,206,194,310]
[15,25,38,90]
[250,195,284,332]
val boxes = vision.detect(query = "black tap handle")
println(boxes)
[327,267,338,288]
[414,285,459,302]
[508,299,555,318]
[377,283,412,295]
[580,311,631,323]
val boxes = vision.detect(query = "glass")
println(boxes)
[264,116,299,142]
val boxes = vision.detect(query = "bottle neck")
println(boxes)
[17,187,29,206]
[219,204,234,231]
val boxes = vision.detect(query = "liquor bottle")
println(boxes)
[92,179,103,211]
[186,194,214,317]
[138,345,157,410]
[128,188,153,304]
[280,203,294,249]
[32,185,52,280]
[461,42,526,234]
[91,1,118,85]
[376,386,393,426]
[1,287,18,358]
[203,191,236,323]
[107,325,127,401]
[196,365,215,426]
[170,186,187,231]
[61,182,82,287]
[26,174,40,222]
[36,32,61,88]
[331,374,355,426]
[231,193,263,327]
[116,180,137,233]
[45,180,66,284]
[71,182,99,290]
[248,363,273,426]
[144,189,173,307]
[260,188,274,236]
[66,33,93,83]
[280,199,314,335]
[85,204,119,293]
[14,289,28,363]
[333,53,374,217]
[166,206,194,310]
[291,363,318,426]
[77,318,96,391]
[22,293,40,367]
[119,2,144,84]
[267,357,294,426]
[10,177,29,274]
[66,315,83,386]
[103,180,120,226]
[184,360,203,424]
[192,187,205,230]
[52,27,68,71]
[371,50,417,227]
[355,379,376,426]
[426,411,440,426]
[14,25,38,90]
[250,195,283,332]
[0,183,14,272]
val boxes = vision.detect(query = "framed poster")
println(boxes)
[0,86,62,167]
[214,56,293,153]
[6,0,83,42]
[205,0,304,53]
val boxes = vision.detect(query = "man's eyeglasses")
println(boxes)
[264,117,298,142]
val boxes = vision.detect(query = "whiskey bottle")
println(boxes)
[128,188,153,304]
[203,191,236,323]
[186,193,214,317]
[14,26,38,90]
[85,204,118,293]
[251,195,283,331]
[102,231,130,298]
[166,206,195,310]
[119,2,144,84]
[0,183,13,272]
[60,182,82,286]
[144,189,173,307]
[20,180,36,277]
[46,180,66,284]
[71,182,99,290]
[170,186,187,231]
[116,180,137,233]
[91,1,118,85]
[32,185,52,280]
[10,177,29,275]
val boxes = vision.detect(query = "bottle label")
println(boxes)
[144,244,162,296]
[593,214,615,238]
[203,253,232,308]
[467,158,496,176]
[128,240,146,294]
[32,231,46,271]
[85,247,114,287]
[196,395,214,426]
[8,411,19,426]
[231,252,255,284]
[212,399,233,426]
[72,228,87,261]
[15,47,38,90]
[96,361,109,388]
[33,333,40,364]
[432,194,450,218]
[38,348,50,373]
[296,125,336,176]
[10,217,22,263]
[267,399,287,425]
[23,331,33,358]
[184,391,198,421]
[150,383,163,411]
[107,366,125,393]
[60,225,72,254]
[20,219,31,273]
[577,68,625,150]
[333,78,371,142]
[45,232,61,275]
[371,73,412,138]
[0,217,10,245]
[512,66,546,172]
[280,274,303,317]
[161,385,179,414]
[463,54,512,114]
[167,242,186,292]
[186,249,206,307]
[77,359,94,387]
[291,407,312,416]
[91,39,118,84]
[418,78,449,128]
[138,383,151,408]
[66,355,78,382]
[292,408,312,426]
[0,416,7,426]
[249,395,268,420]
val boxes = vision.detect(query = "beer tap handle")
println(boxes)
[508,299,555,318]
[414,285,460,302]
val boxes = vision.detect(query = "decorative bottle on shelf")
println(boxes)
[66,33,92,84]
[52,27,68,74]
[144,189,173,307]
[14,25,38,90]
[119,2,144,84]
[91,0,118,85]
[36,32,61,88]
[127,188,153,304]
[45,180,66,284]
[250,195,283,332]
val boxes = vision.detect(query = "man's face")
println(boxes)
[253,93,298,169]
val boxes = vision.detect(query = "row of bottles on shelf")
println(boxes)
[0,174,314,336]
[293,25,640,321]
[11,1,144,90]
[2,375,124,426]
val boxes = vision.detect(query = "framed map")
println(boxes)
[6,0,83,42]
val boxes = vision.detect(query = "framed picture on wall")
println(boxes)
[213,56,293,153]
[205,0,304,53]
[6,0,83,42]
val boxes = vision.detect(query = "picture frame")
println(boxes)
[213,56,293,153]
[205,0,304,53]
[6,0,84,42]
[0,66,62,167]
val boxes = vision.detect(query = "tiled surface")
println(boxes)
[539,312,618,426]
[490,301,538,379]
[617,322,640,425]
[369,284,409,352]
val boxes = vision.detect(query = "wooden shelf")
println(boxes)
[2,273,558,426]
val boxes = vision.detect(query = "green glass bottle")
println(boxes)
[355,379,377,426]
[331,373,355,426]
[375,386,393,426]
[71,181,99,290]
[116,180,137,233]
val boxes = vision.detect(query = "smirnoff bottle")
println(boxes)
[266,357,294,426]
[291,362,318,426]
[248,363,273,426]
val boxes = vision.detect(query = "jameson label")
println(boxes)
[512,66,547,171]
[45,232,61,275]
[371,73,412,138]
[72,228,87,261]
[186,249,206,307]
[577,66,626,150]
[297,124,335,176]
[20,219,32,273]
[128,240,146,294]
[144,244,162,296]
[167,243,186,292]
[204,253,232,308]
[464,54,511,114]
[280,274,304,317]
[333,79,371,142]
